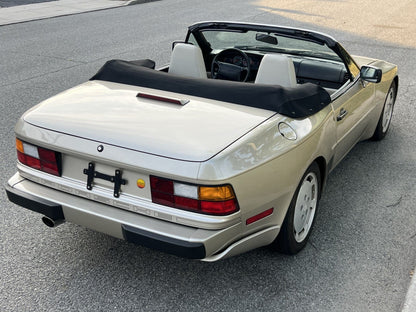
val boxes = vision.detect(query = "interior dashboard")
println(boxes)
[209,49,349,89]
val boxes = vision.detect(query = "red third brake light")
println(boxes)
[16,138,61,176]
[150,176,239,216]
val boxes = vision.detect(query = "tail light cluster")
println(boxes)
[150,176,239,216]
[16,138,61,176]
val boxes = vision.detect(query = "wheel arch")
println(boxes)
[313,156,328,198]
[393,75,399,91]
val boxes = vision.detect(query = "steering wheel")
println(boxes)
[211,48,251,82]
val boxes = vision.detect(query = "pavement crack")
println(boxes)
[0,63,85,88]
[386,196,402,208]
[308,240,319,251]
[8,50,88,65]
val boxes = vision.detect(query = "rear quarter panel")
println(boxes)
[198,105,336,234]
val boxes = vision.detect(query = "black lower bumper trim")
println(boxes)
[5,183,64,221]
[122,224,206,259]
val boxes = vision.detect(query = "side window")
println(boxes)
[187,33,198,46]
[338,45,360,79]
[346,58,360,79]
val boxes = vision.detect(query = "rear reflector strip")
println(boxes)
[246,208,274,225]
[137,92,189,105]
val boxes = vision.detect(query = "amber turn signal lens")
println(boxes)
[199,185,235,201]
[16,138,24,153]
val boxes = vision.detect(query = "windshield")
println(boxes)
[192,29,342,62]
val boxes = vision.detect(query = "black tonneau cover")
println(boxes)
[90,59,331,118]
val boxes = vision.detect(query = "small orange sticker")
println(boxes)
[137,179,145,189]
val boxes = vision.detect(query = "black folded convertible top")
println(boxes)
[90,59,331,118]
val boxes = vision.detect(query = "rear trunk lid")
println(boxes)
[23,80,275,162]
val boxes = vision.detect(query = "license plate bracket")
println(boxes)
[83,162,127,198]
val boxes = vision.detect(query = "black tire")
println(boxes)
[272,162,321,255]
[371,81,397,141]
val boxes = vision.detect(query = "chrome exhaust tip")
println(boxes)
[42,216,64,228]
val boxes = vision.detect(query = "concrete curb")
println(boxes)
[402,269,416,312]
[0,0,160,26]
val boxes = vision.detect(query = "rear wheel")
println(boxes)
[273,162,321,254]
[371,81,397,140]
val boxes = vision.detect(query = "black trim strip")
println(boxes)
[5,183,64,220]
[122,224,206,259]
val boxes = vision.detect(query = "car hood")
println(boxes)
[23,80,276,162]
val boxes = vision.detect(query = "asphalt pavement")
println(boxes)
[0,1,415,311]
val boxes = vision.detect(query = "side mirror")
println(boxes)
[360,65,382,83]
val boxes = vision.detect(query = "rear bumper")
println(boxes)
[6,172,279,261]
[5,180,206,259]
[6,183,64,221]
[122,224,205,259]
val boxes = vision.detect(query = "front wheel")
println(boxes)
[371,81,397,141]
[272,162,321,254]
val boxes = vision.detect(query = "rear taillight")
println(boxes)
[16,138,61,176]
[150,176,239,216]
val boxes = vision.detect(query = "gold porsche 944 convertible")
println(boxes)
[6,22,398,261]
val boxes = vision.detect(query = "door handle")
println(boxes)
[337,108,348,121]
